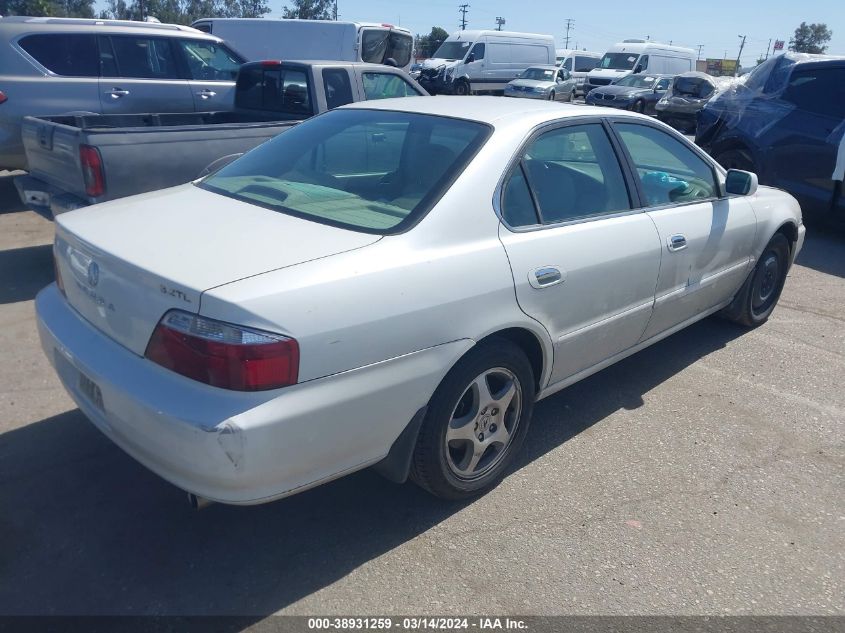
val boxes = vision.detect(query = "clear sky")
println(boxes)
[281,0,842,67]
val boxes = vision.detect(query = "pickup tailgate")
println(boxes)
[21,116,89,200]
[54,184,381,356]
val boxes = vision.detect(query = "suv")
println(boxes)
[0,16,245,170]
[697,53,845,225]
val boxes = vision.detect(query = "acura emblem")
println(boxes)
[87,261,100,287]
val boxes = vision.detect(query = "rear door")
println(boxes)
[174,38,244,111]
[98,35,194,114]
[763,65,845,217]
[611,121,757,340]
[497,120,662,385]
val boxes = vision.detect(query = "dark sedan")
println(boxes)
[585,74,673,114]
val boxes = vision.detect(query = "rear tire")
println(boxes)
[411,338,535,500]
[721,233,791,327]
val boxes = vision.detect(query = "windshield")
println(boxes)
[433,40,472,61]
[614,74,657,88]
[361,29,413,68]
[200,109,491,234]
[521,68,556,81]
[599,52,639,70]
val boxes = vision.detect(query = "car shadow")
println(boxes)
[0,244,54,305]
[0,172,26,215]
[0,317,746,617]
[795,227,845,279]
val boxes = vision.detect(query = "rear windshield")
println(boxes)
[199,109,491,234]
[673,77,714,98]
[361,29,413,68]
[235,66,313,115]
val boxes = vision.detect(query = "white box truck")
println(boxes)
[191,18,415,71]
[585,40,694,93]
[417,30,555,95]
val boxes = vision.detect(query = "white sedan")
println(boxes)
[37,97,805,505]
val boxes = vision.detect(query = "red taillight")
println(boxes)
[145,310,299,391]
[53,246,66,297]
[0,91,7,105]
[79,144,105,197]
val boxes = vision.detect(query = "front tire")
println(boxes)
[714,148,756,173]
[721,233,791,327]
[548,90,555,101]
[453,80,470,96]
[632,99,645,113]
[411,339,535,500]
[569,88,577,102]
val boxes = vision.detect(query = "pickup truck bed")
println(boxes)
[17,111,296,217]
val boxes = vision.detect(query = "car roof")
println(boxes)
[343,95,643,126]
[0,16,216,40]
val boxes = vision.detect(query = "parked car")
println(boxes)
[37,97,804,506]
[697,53,845,225]
[0,16,246,171]
[190,18,414,72]
[585,40,694,94]
[555,48,601,96]
[585,73,672,113]
[504,66,577,101]
[418,30,555,95]
[15,60,426,218]
[655,71,720,132]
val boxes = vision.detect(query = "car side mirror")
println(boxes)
[465,53,475,63]
[724,169,758,196]
[633,65,643,74]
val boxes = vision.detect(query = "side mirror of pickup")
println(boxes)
[197,153,243,179]
[724,169,758,196]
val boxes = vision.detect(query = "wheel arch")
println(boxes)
[475,326,550,393]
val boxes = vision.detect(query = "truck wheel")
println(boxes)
[454,80,470,96]
[714,148,756,173]
[410,338,535,500]
[720,233,790,327]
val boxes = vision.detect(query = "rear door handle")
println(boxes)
[529,266,565,289]
[197,89,217,99]
[108,88,130,98]
[667,234,687,252]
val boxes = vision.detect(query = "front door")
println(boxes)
[610,121,757,340]
[98,35,194,114]
[497,121,661,385]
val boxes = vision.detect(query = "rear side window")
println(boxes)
[782,68,845,119]
[177,40,243,81]
[361,72,421,100]
[574,56,598,72]
[19,34,98,77]
[236,66,314,115]
[322,68,354,109]
[105,36,180,79]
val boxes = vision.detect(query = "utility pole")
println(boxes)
[736,34,747,76]
[563,18,573,49]
[458,4,469,31]
[495,16,505,31]
[764,38,772,59]
[696,44,704,60]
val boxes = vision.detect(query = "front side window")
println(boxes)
[561,58,573,71]
[655,77,672,90]
[615,123,718,206]
[105,36,180,79]
[468,43,485,61]
[502,124,630,226]
[362,72,421,100]
[322,68,354,109]
[178,40,243,81]
[200,109,490,233]
[19,34,98,77]
[636,55,649,71]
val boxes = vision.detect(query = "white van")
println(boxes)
[555,48,602,96]
[191,18,415,71]
[585,40,694,93]
[418,30,555,95]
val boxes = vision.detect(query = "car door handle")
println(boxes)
[529,266,564,289]
[107,88,130,98]
[197,89,217,99]
[667,234,687,252]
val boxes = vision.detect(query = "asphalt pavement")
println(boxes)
[0,171,842,617]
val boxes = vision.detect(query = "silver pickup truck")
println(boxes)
[16,60,426,217]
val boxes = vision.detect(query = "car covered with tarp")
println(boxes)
[697,53,845,224]
[655,71,724,132]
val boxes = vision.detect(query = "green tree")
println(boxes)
[282,0,333,20]
[789,22,833,54]
[415,26,448,58]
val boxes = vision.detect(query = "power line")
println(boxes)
[458,4,469,31]
[563,18,574,49]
